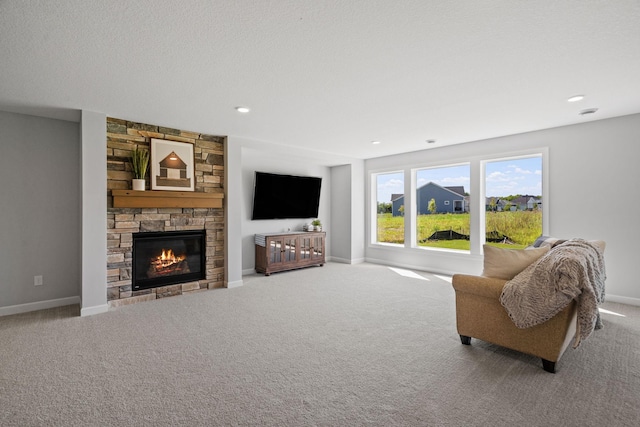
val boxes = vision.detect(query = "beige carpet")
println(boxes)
[1,262,639,426]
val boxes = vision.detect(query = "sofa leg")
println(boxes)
[460,335,471,345]
[541,359,556,373]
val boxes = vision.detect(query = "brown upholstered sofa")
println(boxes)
[452,274,577,373]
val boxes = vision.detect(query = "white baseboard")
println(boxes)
[328,257,365,265]
[80,303,109,317]
[606,294,640,307]
[0,296,80,317]
[226,279,244,288]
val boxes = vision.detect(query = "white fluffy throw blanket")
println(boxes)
[500,239,606,348]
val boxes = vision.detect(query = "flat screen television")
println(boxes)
[251,172,322,220]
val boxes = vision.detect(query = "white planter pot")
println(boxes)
[132,179,145,191]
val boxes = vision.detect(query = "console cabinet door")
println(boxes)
[299,235,313,262]
[267,237,283,264]
[309,234,324,262]
[298,233,324,265]
[282,236,298,264]
[267,236,298,266]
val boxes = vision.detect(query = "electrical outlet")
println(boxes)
[34,275,43,286]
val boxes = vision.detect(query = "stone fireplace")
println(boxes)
[107,118,225,308]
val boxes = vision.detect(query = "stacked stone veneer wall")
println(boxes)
[106,117,225,308]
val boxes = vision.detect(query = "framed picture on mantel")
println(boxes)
[150,138,195,191]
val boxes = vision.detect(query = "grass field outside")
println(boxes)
[376,211,542,250]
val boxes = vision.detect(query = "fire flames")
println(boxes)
[154,249,185,268]
[147,249,189,277]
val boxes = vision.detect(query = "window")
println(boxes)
[484,156,542,249]
[369,150,546,254]
[415,164,470,250]
[375,172,404,244]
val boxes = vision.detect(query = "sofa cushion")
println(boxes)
[482,244,550,280]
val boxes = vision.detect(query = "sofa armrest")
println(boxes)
[452,274,507,299]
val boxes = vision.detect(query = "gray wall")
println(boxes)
[350,160,366,264]
[240,146,331,273]
[0,111,80,309]
[329,161,366,264]
[225,136,362,276]
[330,164,352,262]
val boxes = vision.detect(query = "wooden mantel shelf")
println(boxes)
[112,190,223,209]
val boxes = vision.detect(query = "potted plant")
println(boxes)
[129,145,150,191]
[311,219,322,231]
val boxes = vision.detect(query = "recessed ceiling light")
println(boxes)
[371,140,381,145]
[235,106,250,113]
[567,95,585,102]
[579,108,598,116]
[426,139,436,144]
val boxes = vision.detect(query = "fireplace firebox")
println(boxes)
[132,230,206,291]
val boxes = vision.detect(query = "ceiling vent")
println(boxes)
[579,108,598,116]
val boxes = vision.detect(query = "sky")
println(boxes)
[377,156,542,203]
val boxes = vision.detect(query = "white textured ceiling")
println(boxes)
[1,1,639,159]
